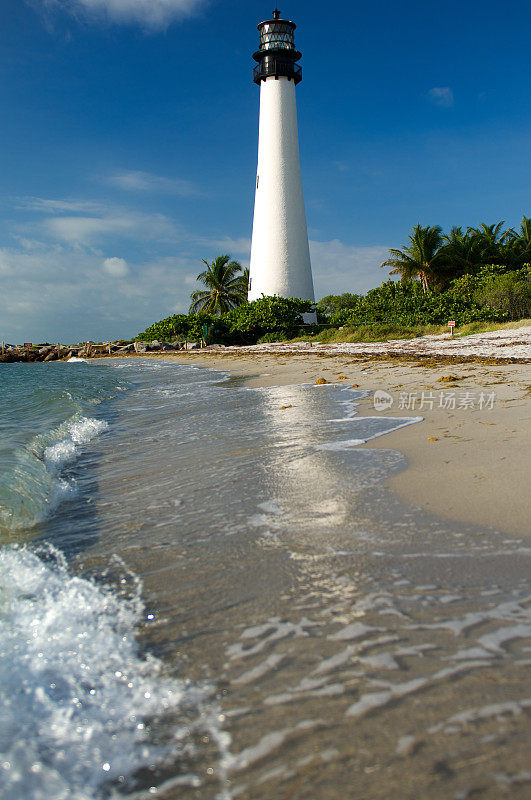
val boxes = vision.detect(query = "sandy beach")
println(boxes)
[135,328,530,538]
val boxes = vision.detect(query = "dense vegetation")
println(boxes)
[137,296,314,344]
[381,218,531,291]
[137,219,531,345]
[317,266,531,328]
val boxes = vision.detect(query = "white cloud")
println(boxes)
[309,240,391,299]
[46,215,132,242]
[0,236,393,343]
[17,196,181,245]
[31,0,206,29]
[427,87,454,108]
[17,197,104,214]
[203,236,251,258]
[0,243,198,343]
[106,170,200,196]
[102,256,129,277]
[2,189,394,342]
[199,237,389,298]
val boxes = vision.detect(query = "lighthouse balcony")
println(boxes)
[253,59,302,85]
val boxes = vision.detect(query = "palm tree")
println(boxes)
[519,216,531,247]
[189,255,247,315]
[381,224,448,293]
[237,267,250,297]
[467,221,509,265]
[440,226,478,275]
[503,217,531,267]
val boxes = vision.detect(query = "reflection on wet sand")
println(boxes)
[83,363,531,800]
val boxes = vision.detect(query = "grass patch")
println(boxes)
[289,318,530,345]
[292,323,442,344]
[453,318,531,337]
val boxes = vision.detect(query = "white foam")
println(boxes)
[359,652,400,670]
[316,416,423,451]
[395,735,418,756]
[478,623,531,653]
[0,545,222,800]
[0,414,110,533]
[328,622,382,641]
[226,719,323,772]
[264,676,344,706]
[428,698,531,734]
[233,653,286,685]
[227,617,320,660]
[493,771,531,789]
[315,439,367,450]
[44,417,108,468]
[346,662,490,718]
[313,635,399,676]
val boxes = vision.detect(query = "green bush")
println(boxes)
[137,314,191,341]
[473,267,531,320]
[136,269,529,347]
[225,296,313,343]
[136,296,314,345]
[256,331,289,343]
[315,273,521,329]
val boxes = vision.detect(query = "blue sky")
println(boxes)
[1,0,530,342]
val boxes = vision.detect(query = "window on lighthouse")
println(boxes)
[260,23,294,51]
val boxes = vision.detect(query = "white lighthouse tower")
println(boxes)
[248,8,315,313]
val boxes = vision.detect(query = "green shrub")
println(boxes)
[226,296,313,343]
[473,267,531,320]
[256,331,289,343]
[137,314,191,342]
[316,273,522,329]
[136,297,314,346]
[136,269,529,347]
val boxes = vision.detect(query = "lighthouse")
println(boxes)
[248,7,315,313]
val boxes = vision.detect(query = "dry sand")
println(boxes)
[136,336,530,537]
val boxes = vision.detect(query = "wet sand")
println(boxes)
[81,358,531,799]
[140,350,531,538]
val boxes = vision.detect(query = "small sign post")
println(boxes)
[448,320,456,336]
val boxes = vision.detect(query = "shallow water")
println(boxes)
[1,359,530,799]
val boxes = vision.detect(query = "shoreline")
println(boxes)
[113,349,530,538]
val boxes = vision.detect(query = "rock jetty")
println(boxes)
[0,340,193,363]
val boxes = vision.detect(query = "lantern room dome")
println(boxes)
[252,8,302,85]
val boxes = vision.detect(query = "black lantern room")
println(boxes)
[253,8,302,85]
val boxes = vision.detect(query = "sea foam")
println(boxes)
[0,416,108,532]
[0,545,212,799]
[44,416,108,469]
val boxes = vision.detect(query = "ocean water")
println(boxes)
[0,359,530,800]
